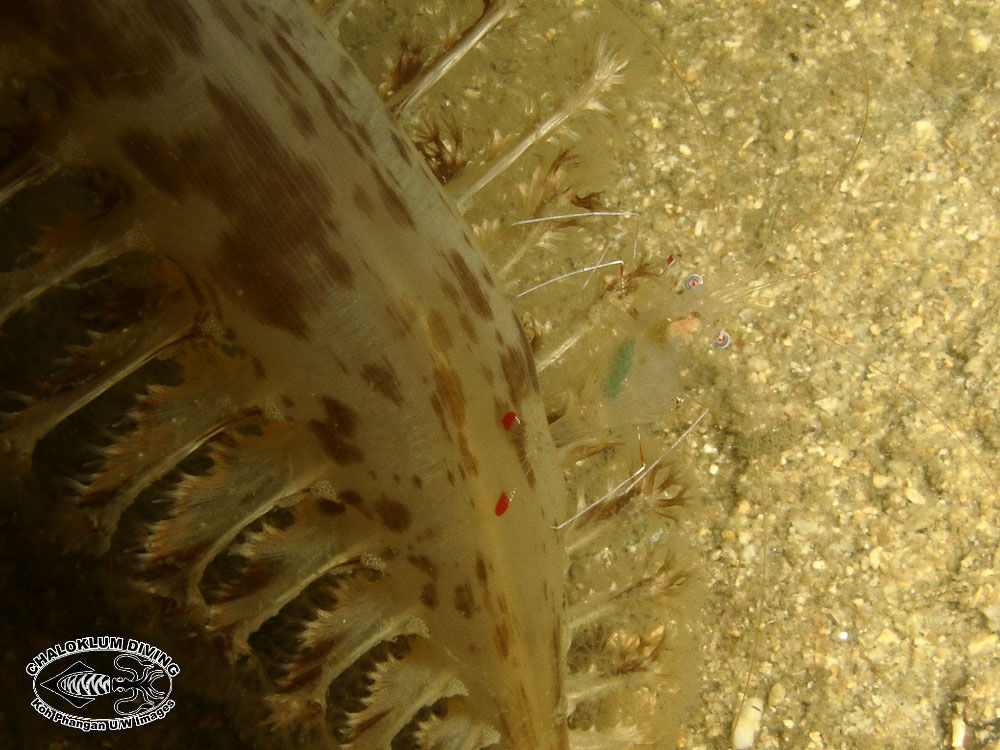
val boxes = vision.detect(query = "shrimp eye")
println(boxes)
[714,330,732,349]
[684,273,704,290]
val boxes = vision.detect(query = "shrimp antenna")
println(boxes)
[598,0,715,156]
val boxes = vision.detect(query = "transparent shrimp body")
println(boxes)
[529,261,730,449]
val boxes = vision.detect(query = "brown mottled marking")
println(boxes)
[338,489,364,507]
[149,2,205,57]
[316,498,344,515]
[438,276,461,307]
[454,581,476,619]
[273,27,305,69]
[428,363,478,475]
[5,0,205,99]
[352,184,374,215]
[494,623,510,658]
[372,168,417,229]
[431,364,465,427]
[351,117,376,152]
[481,363,496,387]
[447,249,491,319]
[288,100,315,136]
[255,35,318,139]
[203,80,355,334]
[206,0,248,44]
[420,582,438,608]
[457,312,477,342]
[310,74,340,124]
[360,358,404,405]
[270,7,291,38]
[389,130,413,166]
[118,129,186,199]
[475,553,488,586]
[308,396,363,464]
[121,80,357,337]
[415,526,439,543]
[259,40,296,90]
[429,395,448,438]
[373,496,411,532]
[407,554,436,577]
[341,128,365,161]
[381,300,413,338]
[327,75,351,107]
[499,342,534,404]
[426,309,453,352]
[237,0,260,21]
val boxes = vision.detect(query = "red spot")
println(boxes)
[501,411,517,430]
[494,492,510,516]
[666,253,681,267]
